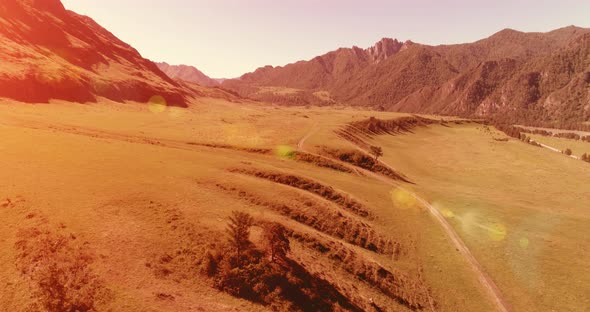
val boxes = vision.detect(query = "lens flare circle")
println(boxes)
[519,237,529,249]
[488,223,507,241]
[276,145,296,160]
[390,187,417,210]
[148,95,167,113]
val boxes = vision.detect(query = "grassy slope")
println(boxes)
[0,99,492,311]
[517,125,590,137]
[374,123,590,312]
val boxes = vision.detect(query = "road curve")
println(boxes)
[297,124,511,312]
[297,122,319,150]
[538,142,580,160]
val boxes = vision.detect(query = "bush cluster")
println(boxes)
[203,212,360,311]
[518,133,542,147]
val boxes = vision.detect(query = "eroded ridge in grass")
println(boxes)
[185,142,356,174]
[318,146,409,182]
[214,182,399,255]
[286,227,433,311]
[335,116,438,149]
[15,219,111,312]
[203,230,365,312]
[344,116,436,138]
[348,116,436,136]
[186,141,272,154]
[293,151,357,174]
[229,168,372,219]
[146,207,364,311]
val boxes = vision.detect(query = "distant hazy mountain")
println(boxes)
[156,62,220,87]
[224,27,590,124]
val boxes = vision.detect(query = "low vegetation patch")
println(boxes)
[346,116,437,136]
[187,141,272,154]
[286,229,432,311]
[335,116,437,151]
[293,152,355,174]
[15,226,111,312]
[215,183,397,255]
[201,212,363,312]
[514,127,590,142]
[496,124,590,143]
[318,146,409,182]
[494,123,522,139]
[229,168,372,219]
[518,134,543,147]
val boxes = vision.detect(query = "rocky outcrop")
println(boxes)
[366,38,404,63]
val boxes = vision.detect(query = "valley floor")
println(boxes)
[1,98,587,311]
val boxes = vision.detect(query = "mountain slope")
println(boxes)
[394,28,590,122]
[0,0,191,105]
[156,62,219,87]
[222,38,411,103]
[224,27,590,124]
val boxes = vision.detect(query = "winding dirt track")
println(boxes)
[297,124,511,312]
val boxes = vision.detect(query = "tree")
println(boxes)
[564,148,573,156]
[15,228,110,312]
[263,223,290,263]
[226,211,254,268]
[370,146,383,161]
[582,153,589,162]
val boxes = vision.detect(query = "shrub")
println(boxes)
[209,219,359,311]
[563,148,573,156]
[15,228,110,312]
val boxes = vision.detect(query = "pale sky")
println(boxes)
[61,0,590,78]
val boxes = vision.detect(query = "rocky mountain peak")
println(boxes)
[366,38,404,63]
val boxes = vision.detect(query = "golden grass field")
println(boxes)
[1,97,588,311]
[372,124,590,312]
[527,133,590,157]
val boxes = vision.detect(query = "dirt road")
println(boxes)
[538,142,580,160]
[297,125,511,312]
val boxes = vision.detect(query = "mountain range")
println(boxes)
[1,0,588,125]
[223,27,590,124]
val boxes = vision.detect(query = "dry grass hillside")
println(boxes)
[365,122,590,312]
[2,98,588,311]
[1,1,588,311]
[0,98,502,312]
